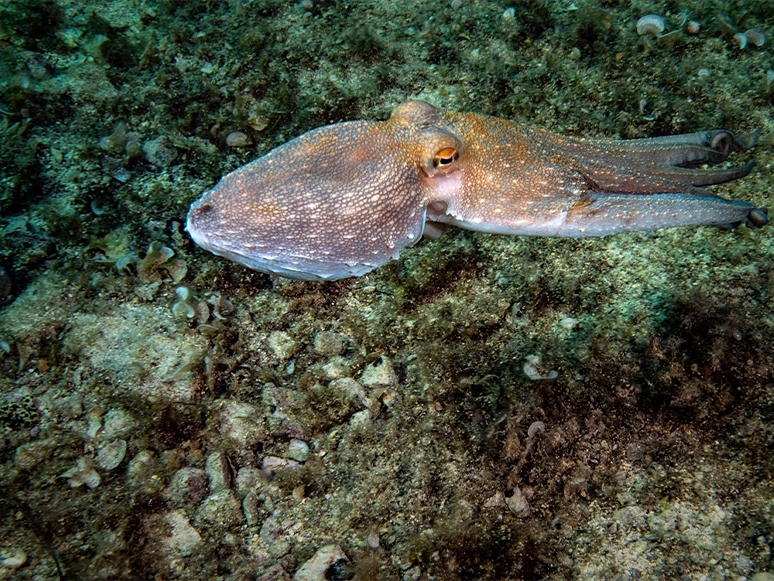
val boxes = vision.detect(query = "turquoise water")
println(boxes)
[0,1,772,579]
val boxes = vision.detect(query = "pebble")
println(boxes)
[287,439,309,462]
[97,439,127,471]
[0,548,28,568]
[321,357,350,379]
[293,545,351,581]
[527,421,545,438]
[205,451,233,491]
[102,409,135,439]
[62,457,101,488]
[242,492,262,526]
[163,510,202,557]
[236,466,265,497]
[330,377,369,408]
[350,409,372,428]
[262,456,299,477]
[142,135,178,167]
[196,490,245,527]
[127,450,162,491]
[219,400,265,447]
[225,131,250,147]
[167,467,209,505]
[268,331,297,360]
[360,356,398,388]
[505,487,531,518]
[313,331,349,357]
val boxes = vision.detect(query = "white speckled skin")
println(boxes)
[187,101,766,280]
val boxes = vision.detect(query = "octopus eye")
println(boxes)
[433,147,459,168]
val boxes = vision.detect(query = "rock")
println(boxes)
[62,457,101,488]
[313,331,348,357]
[102,409,135,439]
[505,487,530,518]
[287,439,309,462]
[163,510,202,557]
[360,356,398,388]
[143,135,178,167]
[236,466,265,497]
[127,450,162,491]
[268,331,297,360]
[293,544,351,581]
[262,456,299,477]
[219,400,265,447]
[321,357,349,379]
[196,490,245,527]
[330,378,368,408]
[97,439,127,471]
[523,354,558,381]
[205,451,233,491]
[751,574,774,581]
[349,410,372,428]
[0,548,27,568]
[167,467,208,505]
[243,492,262,526]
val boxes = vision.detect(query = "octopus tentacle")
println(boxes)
[549,129,760,169]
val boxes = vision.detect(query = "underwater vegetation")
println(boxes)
[0,0,773,579]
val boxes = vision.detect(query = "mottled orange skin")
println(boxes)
[187,101,766,280]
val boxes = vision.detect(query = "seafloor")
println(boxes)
[1,0,773,580]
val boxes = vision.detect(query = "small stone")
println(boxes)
[483,491,506,509]
[226,131,250,147]
[527,421,545,438]
[349,409,372,428]
[14,439,55,470]
[360,356,398,388]
[242,491,262,526]
[62,457,101,488]
[262,455,299,477]
[735,555,753,575]
[97,439,127,471]
[163,510,202,557]
[205,451,233,491]
[236,466,265,497]
[505,487,530,518]
[321,357,349,379]
[313,331,348,357]
[287,439,309,462]
[0,548,28,568]
[330,377,368,408]
[625,443,644,462]
[268,331,297,361]
[367,531,380,549]
[403,566,422,581]
[293,545,350,581]
[167,467,209,505]
[143,135,178,166]
[523,354,558,381]
[219,400,265,447]
[127,450,161,491]
[196,490,245,527]
[102,409,135,439]
[86,406,104,438]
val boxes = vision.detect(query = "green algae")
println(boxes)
[0,0,773,579]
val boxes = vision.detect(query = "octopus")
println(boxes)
[187,101,767,280]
